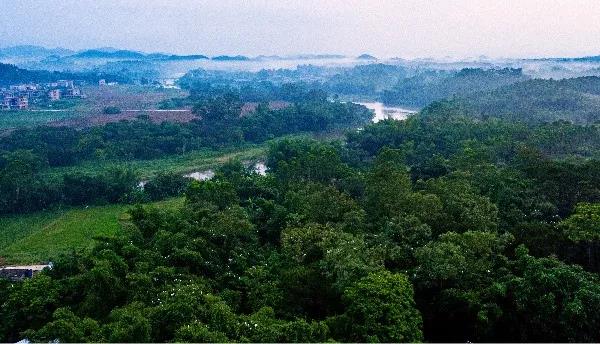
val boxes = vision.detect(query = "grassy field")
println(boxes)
[0,109,82,130]
[44,144,269,179]
[0,198,184,264]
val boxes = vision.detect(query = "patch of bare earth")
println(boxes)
[48,109,195,128]
[48,101,291,128]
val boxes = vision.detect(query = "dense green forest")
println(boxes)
[177,66,529,108]
[445,76,600,124]
[0,87,371,215]
[324,64,407,97]
[4,57,600,342]
[3,93,600,341]
[382,68,528,107]
[0,63,123,86]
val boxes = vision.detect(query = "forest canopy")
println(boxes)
[3,99,600,342]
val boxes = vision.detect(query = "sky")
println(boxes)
[1,0,600,59]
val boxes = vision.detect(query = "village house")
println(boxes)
[0,264,51,281]
[1,94,28,110]
[0,79,85,109]
[48,88,61,101]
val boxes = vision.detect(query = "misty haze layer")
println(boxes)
[1,0,600,59]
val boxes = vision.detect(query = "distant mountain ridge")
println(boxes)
[0,62,123,86]
[382,67,528,107]
[0,45,210,62]
[424,76,600,124]
[72,49,146,59]
[357,54,377,60]
[0,45,74,58]
[212,55,251,61]
[69,49,211,61]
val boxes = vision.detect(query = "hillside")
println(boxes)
[0,63,123,86]
[446,76,600,124]
[0,45,74,58]
[0,63,81,86]
[71,49,208,61]
[72,49,146,59]
[325,63,407,96]
[382,67,528,107]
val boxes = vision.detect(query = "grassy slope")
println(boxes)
[0,198,184,264]
[43,144,268,179]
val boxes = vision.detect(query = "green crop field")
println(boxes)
[0,197,184,264]
[0,110,83,130]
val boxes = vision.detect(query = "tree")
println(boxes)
[23,308,103,343]
[284,182,365,232]
[494,246,600,342]
[186,179,239,210]
[558,203,600,271]
[336,271,423,342]
[192,93,244,146]
[414,231,513,342]
[267,139,350,186]
[560,203,600,242]
[421,175,499,235]
[103,106,122,115]
[104,303,151,342]
[144,172,189,201]
[0,274,61,342]
[175,322,229,343]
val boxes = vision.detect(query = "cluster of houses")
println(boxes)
[1,80,85,110]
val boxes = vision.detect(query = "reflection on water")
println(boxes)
[184,170,215,181]
[254,162,267,175]
[137,162,268,189]
[356,102,418,123]
[183,162,267,182]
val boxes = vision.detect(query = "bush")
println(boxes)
[103,106,122,115]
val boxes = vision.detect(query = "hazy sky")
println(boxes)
[2,0,600,58]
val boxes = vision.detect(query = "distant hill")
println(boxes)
[146,53,208,61]
[566,56,600,63]
[212,55,251,61]
[0,63,77,85]
[293,54,346,60]
[68,49,209,61]
[532,55,600,63]
[437,76,600,124]
[72,49,146,59]
[0,45,74,58]
[0,62,124,86]
[382,68,528,107]
[326,64,407,96]
[357,54,377,60]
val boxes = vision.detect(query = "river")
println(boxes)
[184,161,266,181]
[356,102,418,122]
[138,162,266,188]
